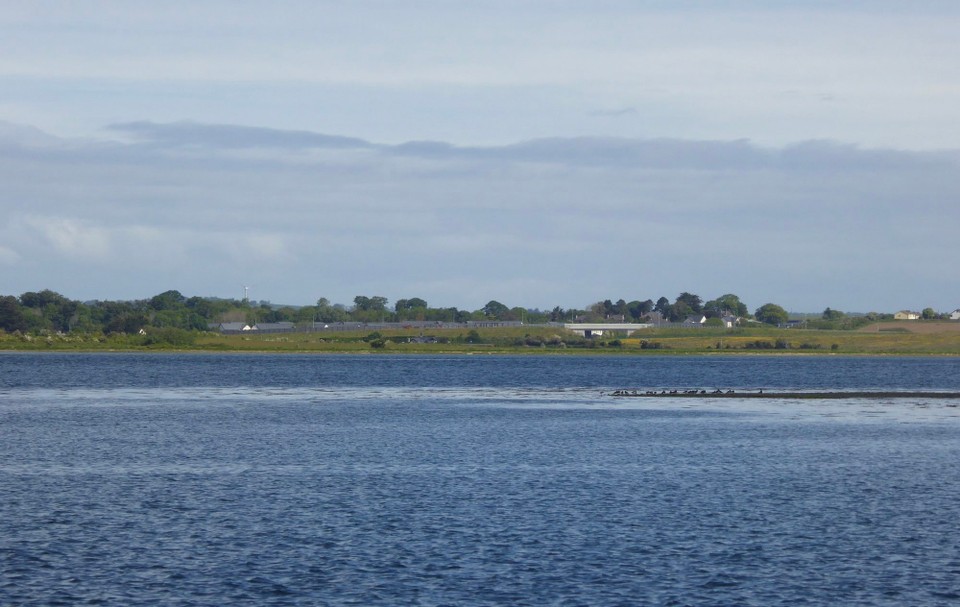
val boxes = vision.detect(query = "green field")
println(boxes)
[3,323,960,355]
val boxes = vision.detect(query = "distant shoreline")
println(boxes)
[2,322,959,356]
[1,348,959,358]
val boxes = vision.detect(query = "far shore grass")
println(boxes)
[3,323,960,356]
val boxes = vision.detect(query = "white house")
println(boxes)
[950,309,960,321]
[720,315,739,328]
[894,311,920,320]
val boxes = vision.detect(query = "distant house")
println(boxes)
[682,315,707,327]
[950,309,960,321]
[720,315,739,328]
[894,311,920,320]
[216,322,253,333]
[564,323,651,337]
[643,311,666,324]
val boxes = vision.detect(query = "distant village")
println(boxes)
[211,307,960,337]
[1,288,957,337]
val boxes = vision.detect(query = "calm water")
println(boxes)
[2,353,960,606]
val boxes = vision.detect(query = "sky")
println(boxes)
[1,1,958,313]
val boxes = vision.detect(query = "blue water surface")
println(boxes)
[2,354,960,605]
[2,352,960,391]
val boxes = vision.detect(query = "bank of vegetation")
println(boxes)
[2,323,959,356]
[1,289,957,354]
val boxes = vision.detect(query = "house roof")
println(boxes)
[255,322,295,330]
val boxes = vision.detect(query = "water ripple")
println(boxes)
[3,355,960,605]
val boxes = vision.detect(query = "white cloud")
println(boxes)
[21,216,112,260]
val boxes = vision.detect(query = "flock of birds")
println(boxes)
[610,388,747,396]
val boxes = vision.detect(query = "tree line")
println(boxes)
[0,288,943,336]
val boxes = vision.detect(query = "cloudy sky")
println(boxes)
[2,1,958,313]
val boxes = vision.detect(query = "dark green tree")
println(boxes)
[395,297,428,312]
[105,313,149,334]
[20,290,77,332]
[184,296,215,319]
[351,295,389,322]
[509,307,529,322]
[482,300,509,319]
[149,290,186,311]
[0,296,28,332]
[755,303,788,326]
[395,297,429,320]
[675,292,703,314]
[822,307,845,321]
[550,306,566,322]
[654,297,670,316]
[667,301,693,322]
[704,294,748,318]
[353,295,388,312]
[93,300,146,332]
[315,297,347,323]
[627,299,654,320]
[19,290,68,309]
[353,295,371,311]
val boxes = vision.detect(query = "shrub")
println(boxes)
[141,328,196,347]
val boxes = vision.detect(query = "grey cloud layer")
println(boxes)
[5,2,959,151]
[2,121,958,311]
[109,120,956,172]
